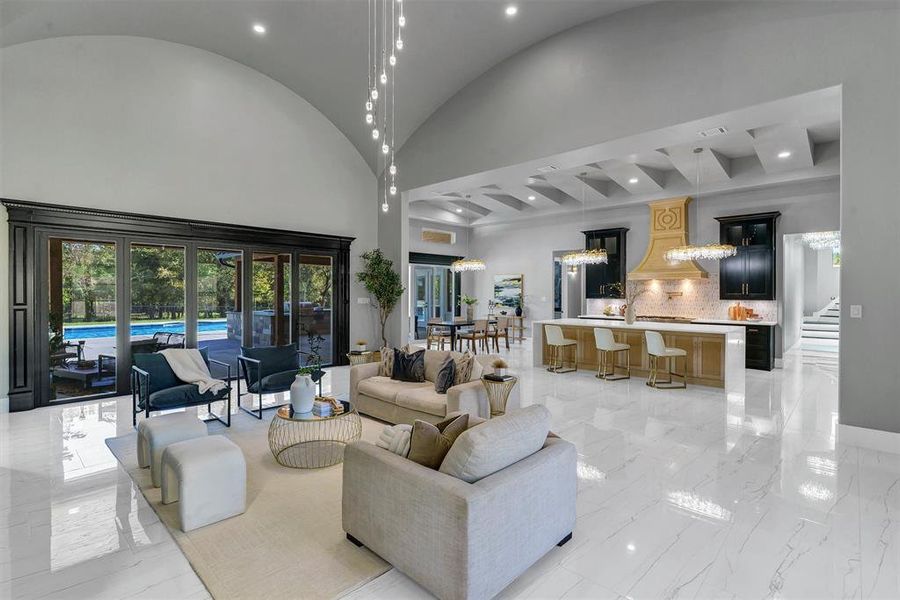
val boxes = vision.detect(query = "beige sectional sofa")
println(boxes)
[350,349,517,424]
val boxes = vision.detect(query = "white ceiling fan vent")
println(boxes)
[536,164,560,173]
[697,126,729,138]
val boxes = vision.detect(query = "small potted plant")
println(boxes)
[492,358,508,377]
[460,295,478,321]
[291,366,317,414]
[353,339,368,352]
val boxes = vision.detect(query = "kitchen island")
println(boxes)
[532,318,745,391]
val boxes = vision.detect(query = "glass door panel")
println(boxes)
[413,266,432,339]
[252,252,291,347]
[197,248,243,373]
[130,244,186,359]
[48,238,117,401]
[298,254,334,366]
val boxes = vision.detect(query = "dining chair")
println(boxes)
[458,319,488,354]
[426,318,451,350]
[488,316,510,352]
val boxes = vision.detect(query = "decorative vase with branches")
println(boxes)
[608,281,652,324]
[356,249,405,348]
[460,295,478,320]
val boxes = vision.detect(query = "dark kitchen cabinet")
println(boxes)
[716,212,780,301]
[583,228,628,299]
[694,321,775,371]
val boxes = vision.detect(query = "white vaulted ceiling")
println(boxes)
[0,0,651,172]
[409,88,841,227]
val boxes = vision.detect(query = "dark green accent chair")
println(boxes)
[237,344,302,419]
[131,347,232,427]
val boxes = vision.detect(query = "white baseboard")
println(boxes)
[0,397,8,413]
[838,424,900,454]
[774,358,784,369]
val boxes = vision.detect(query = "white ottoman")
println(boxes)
[161,435,246,532]
[137,412,208,487]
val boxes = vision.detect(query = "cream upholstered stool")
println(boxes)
[161,435,246,532]
[644,331,687,389]
[544,324,577,373]
[136,412,208,487]
[593,328,631,380]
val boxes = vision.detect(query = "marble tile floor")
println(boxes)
[2,343,897,599]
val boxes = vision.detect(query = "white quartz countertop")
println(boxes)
[536,317,745,335]
[578,315,777,327]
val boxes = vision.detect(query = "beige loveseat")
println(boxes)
[350,349,518,424]
[342,406,577,600]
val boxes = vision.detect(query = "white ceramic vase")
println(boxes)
[353,344,367,352]
[624,305,636,325]
[290,374,316,414]
[466,305,475,321]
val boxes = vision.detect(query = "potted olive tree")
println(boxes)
[356,249,405,348]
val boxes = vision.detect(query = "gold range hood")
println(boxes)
[628,196,708,281]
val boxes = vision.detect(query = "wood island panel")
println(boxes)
[541,324,728,388]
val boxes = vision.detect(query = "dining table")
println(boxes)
[430,318,508,351]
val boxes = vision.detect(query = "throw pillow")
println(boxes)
[439,405,551,483]
[469,357,484,382]
[453,351,475,386]
[392,348,425,382]
[407,414,470,469]
[433,356,456,394]
[379,346,394,377]
[376,424,413,457]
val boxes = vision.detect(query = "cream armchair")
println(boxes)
[349,351,518,425]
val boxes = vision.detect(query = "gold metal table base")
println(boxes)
[268,405,363,468]
[481,375,518,417]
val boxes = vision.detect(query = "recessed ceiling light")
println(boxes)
[628,177,639,184]
[527,195,536,201]
[777,150,792,159]
[252,23,267,34]
[505,5,518,17]
[456,208,463,213]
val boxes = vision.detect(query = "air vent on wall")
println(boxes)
[421,229,455,245]
[536,164,560,173]
[697,126,729,138]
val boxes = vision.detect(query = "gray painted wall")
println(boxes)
[389,1,898,433]
[783,235,806,352]
[0,36,379,383]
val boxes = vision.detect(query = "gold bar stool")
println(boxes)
[593,328,631,380]
[544,324,577,373]
[644,331,687,389]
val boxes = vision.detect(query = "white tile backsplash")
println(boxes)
[585,275,777,321]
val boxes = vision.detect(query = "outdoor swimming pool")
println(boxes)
[64,320,227,340]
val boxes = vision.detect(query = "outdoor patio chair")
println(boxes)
[131,347,232,427]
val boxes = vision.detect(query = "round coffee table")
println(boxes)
[267,402,362,468]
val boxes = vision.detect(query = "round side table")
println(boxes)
[481,375,518,417]
[268,403,362,468]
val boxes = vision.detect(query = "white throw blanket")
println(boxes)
[160,349,227,395]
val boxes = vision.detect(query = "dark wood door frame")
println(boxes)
[4,199,354,411]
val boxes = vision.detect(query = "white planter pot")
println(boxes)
[495,368,507,377]
[290,374,316,414]
[466,306,475,321]
[353,344,367,352]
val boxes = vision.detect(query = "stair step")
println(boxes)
[802,330,840,340]
[802,323,840,332]
[804,316,839,324]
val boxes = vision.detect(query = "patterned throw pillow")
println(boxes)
[379,346,394,377]
[433,356,456,394]
[453,351,475,386]
[392,348,426,382]
[407,414,470,470]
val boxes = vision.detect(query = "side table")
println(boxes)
[481,375,518,417]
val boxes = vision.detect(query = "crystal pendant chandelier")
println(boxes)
[451,198,486,273]
[802,231,840,250]
[562,173,608,266]
[366,0,405,213]
[663,148,737,263]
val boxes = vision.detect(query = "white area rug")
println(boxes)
[106,411,390,600]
